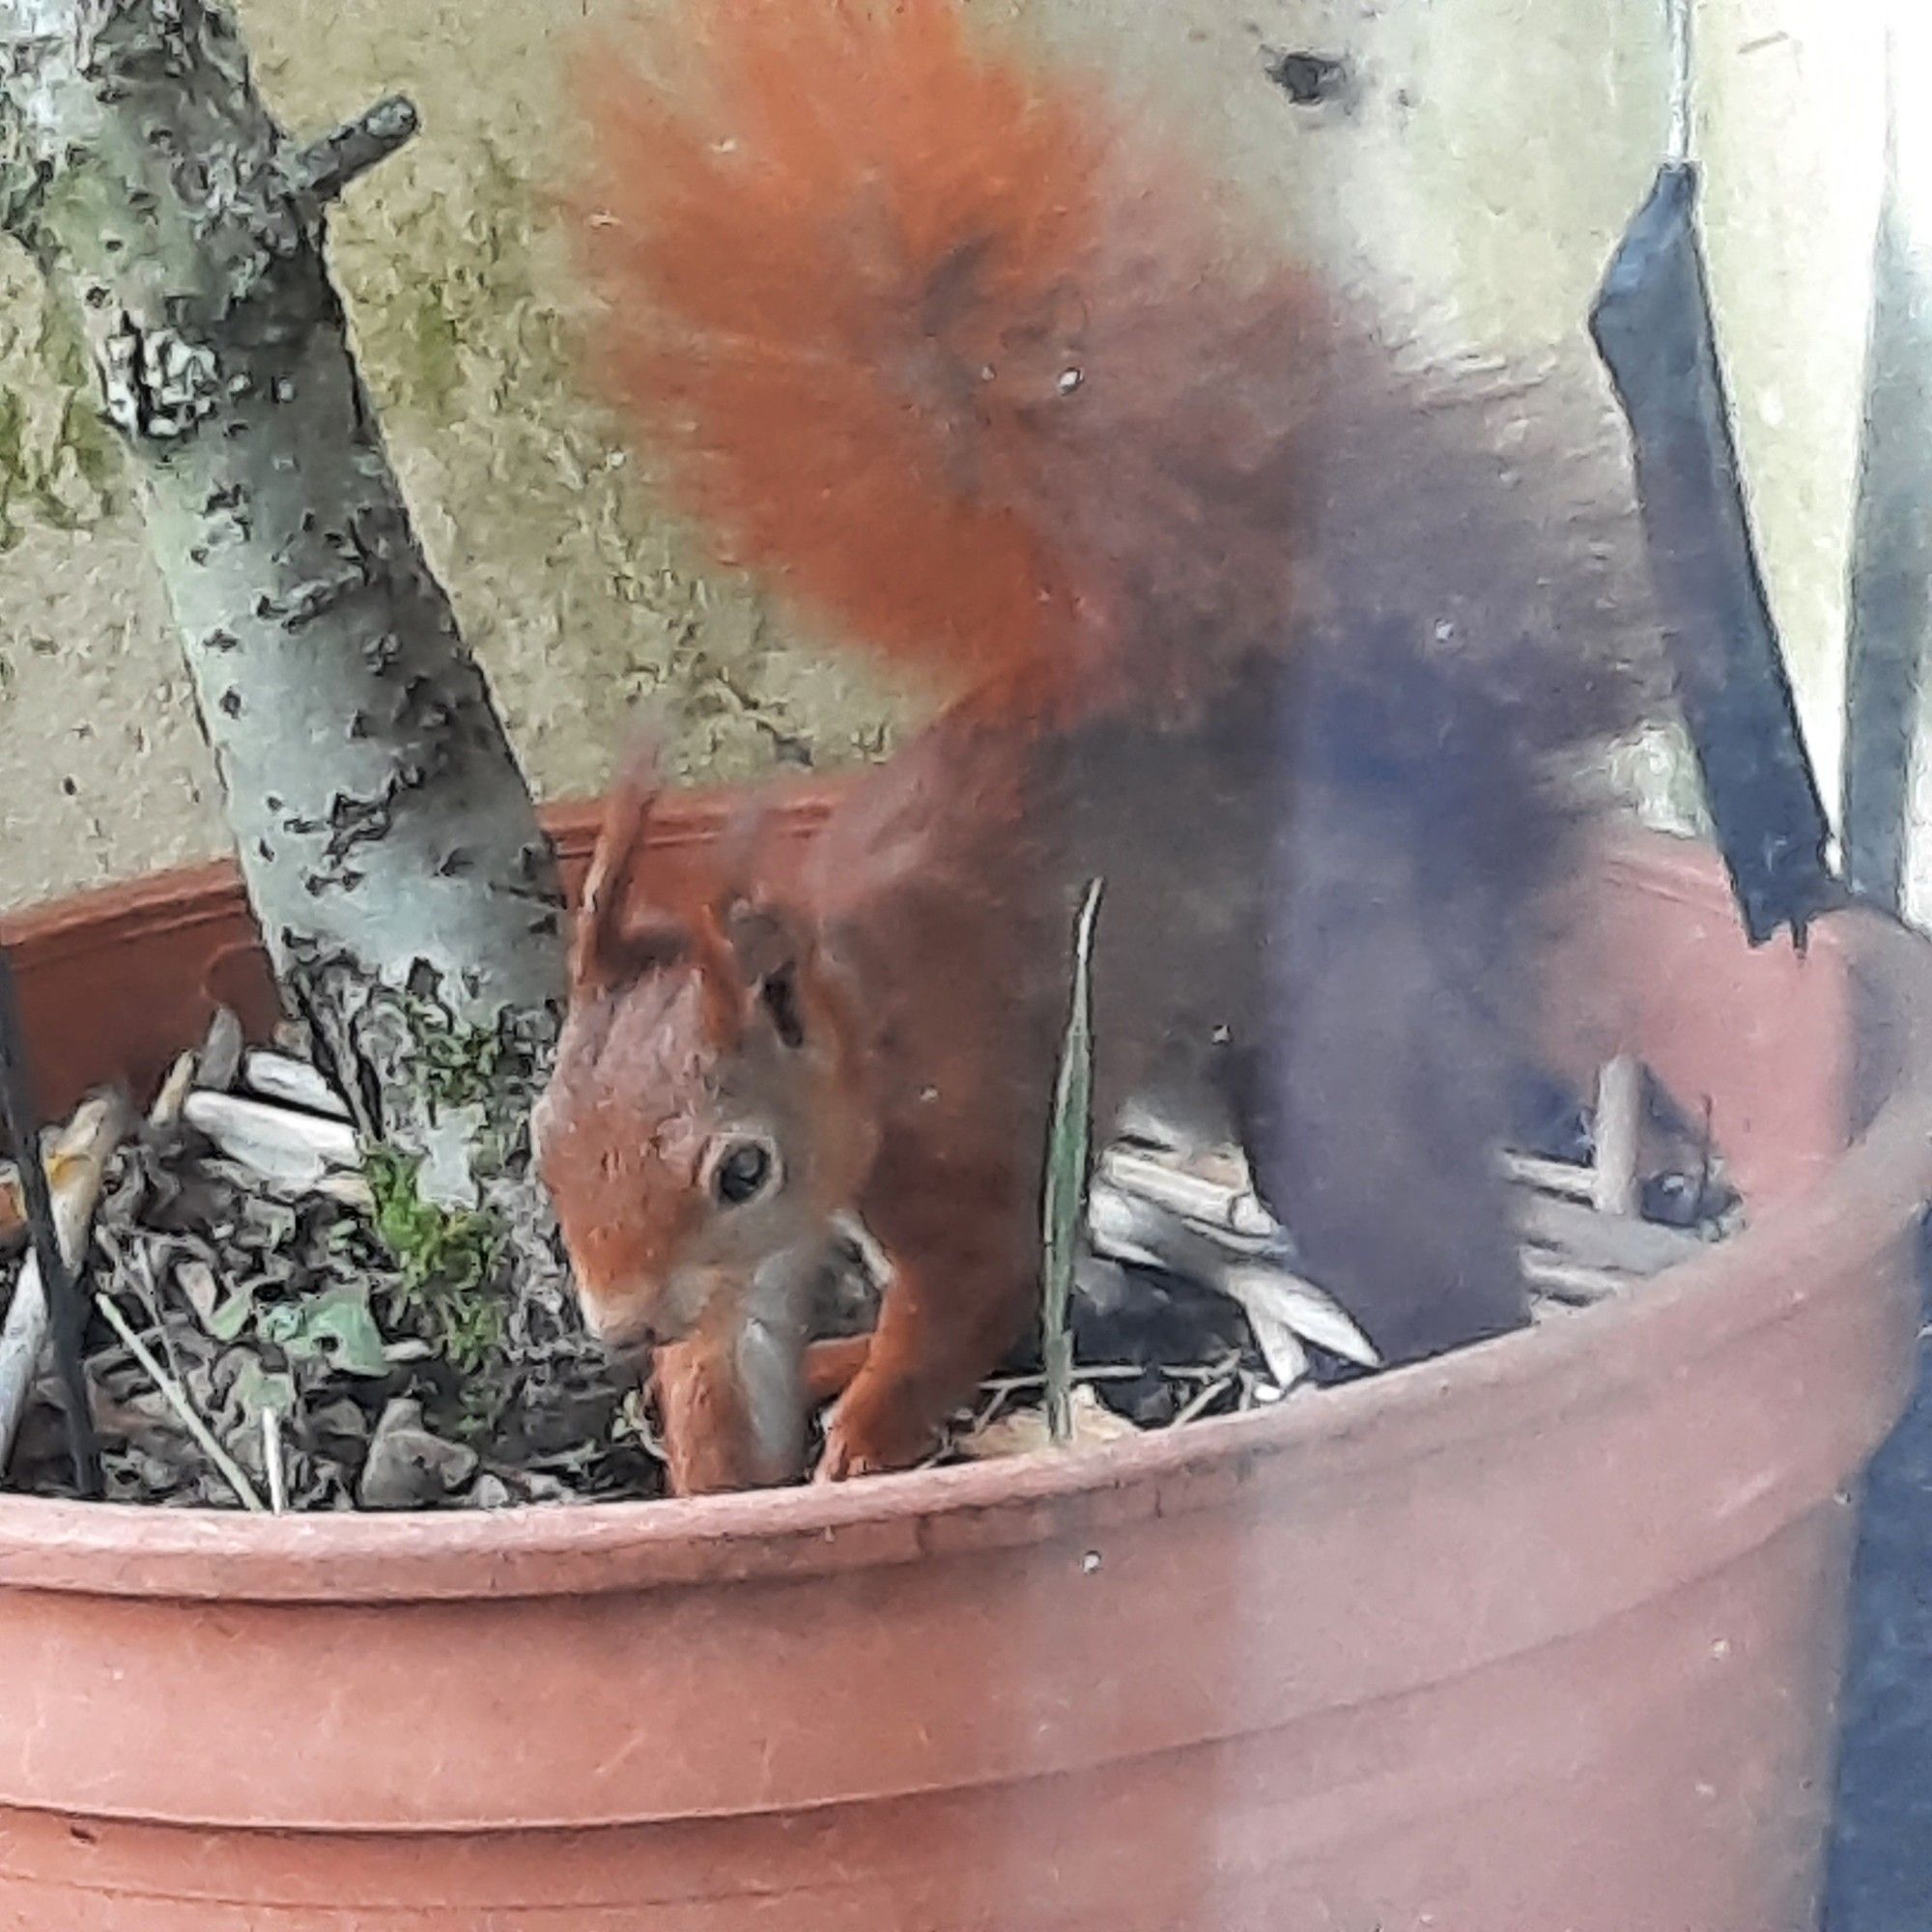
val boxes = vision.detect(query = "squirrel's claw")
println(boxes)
[814,1387,939,1483]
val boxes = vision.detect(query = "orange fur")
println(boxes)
[574,0,1322,722]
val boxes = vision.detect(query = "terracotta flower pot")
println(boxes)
[0,803,1923,1931]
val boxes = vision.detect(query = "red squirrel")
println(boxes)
[533,0,1667,1494]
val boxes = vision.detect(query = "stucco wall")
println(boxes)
[0,0,1890,910]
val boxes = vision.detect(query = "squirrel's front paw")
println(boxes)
[814,1388,940,1483]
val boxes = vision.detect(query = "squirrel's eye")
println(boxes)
[712,1139,776,1208]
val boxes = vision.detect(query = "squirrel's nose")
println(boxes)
[578,1293,665,1355]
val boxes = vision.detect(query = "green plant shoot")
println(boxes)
[363,1143,505,1374]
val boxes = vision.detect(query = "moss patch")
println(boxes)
[0,294,122,552]
[365,1142,507,1376]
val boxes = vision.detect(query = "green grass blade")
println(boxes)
[1042,877,1103,1446]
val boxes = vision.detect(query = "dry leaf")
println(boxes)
[357,1398,479,1510]
[958,1384,1142,1462]
[241,1051,351,1122]
[182,1092,359,1192]
[1218,1262,1380,1370]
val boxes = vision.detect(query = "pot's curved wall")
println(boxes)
[0,824,1926,1927]
[0,0,1889,911]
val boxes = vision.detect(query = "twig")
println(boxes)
[1514,1190,1707,1275]
[130,1240,188,1394]
[978,1363,1144,1397]
[1098,1146,1278,1239]
[262,1407,287,1514]
[1592,1056,1644,1216]
[1164,1358,1240,1384]
[1041,879,1103,1446]
[103,1048,208,1399]
[1501,1150,1597,1201]
[1172,1374,1236,1428]
[93,1294,266,1514]
[0,1091,128,1480]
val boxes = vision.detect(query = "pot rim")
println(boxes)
[1,823,1925,1605]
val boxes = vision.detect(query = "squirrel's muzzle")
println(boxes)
[573,1278,691,1357]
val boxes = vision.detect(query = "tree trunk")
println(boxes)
[0,0,566,1190]
[0,0,601,1439]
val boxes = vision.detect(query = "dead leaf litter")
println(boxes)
[0,1026,1739,1509]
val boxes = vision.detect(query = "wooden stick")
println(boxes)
[977,1364,1144,1397]
[0,1093,131,1473]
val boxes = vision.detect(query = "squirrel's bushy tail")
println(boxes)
[576,0,1327,716]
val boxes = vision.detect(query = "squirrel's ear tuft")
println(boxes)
[573,733,684,989]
